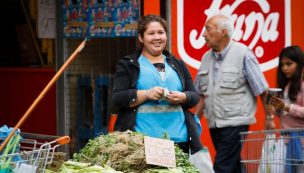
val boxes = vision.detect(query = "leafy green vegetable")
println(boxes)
[67,131,199,173]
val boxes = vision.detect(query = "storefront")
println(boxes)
[1,0,304,159]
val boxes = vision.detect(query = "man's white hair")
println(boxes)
[213,14,234,38]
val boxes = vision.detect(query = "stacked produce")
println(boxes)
[49,131,199,173]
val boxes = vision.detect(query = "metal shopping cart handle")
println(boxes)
[55,136,70,145]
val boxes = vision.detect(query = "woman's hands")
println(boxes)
[145,87,186,104]
[166,91,187,104]
[268,95,285,110]
[145,87,165,101]
[268,95,290,112]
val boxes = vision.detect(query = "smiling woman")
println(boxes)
[138,21,167,59]
[111,14,203,156]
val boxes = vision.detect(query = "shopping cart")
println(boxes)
[0,132,70,173]
[240,128,304,173]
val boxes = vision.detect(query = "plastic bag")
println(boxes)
[258,134,286,173]
[285,132,304,173]
[189,147,214,173]
[14,163,38,173]
[0,125,16,139]
[193,115,202,135]
[270,136,286,173]
[0,134,21,173]
[258,134,276,173]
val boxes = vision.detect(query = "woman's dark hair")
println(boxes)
[136,14,168,49]
[277,45,304,101]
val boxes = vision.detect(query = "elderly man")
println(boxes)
[194,14,274,173]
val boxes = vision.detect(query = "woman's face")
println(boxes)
[280,57,298,79]
[139,21,167,56]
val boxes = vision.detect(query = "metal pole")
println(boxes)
[0,39,88,153]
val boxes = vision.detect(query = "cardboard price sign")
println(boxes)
[144,136,176,168]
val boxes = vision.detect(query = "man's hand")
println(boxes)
[265,118,276,130]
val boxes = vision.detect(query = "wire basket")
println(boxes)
[0,132,70,173]
[240,128,304,173]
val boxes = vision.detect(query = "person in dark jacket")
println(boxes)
[111,14,202,154]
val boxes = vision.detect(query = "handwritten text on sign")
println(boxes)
[144,136,176,168]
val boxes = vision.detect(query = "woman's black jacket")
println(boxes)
[111,49,203,153]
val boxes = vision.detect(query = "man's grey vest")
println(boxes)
[197,41,256,128]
